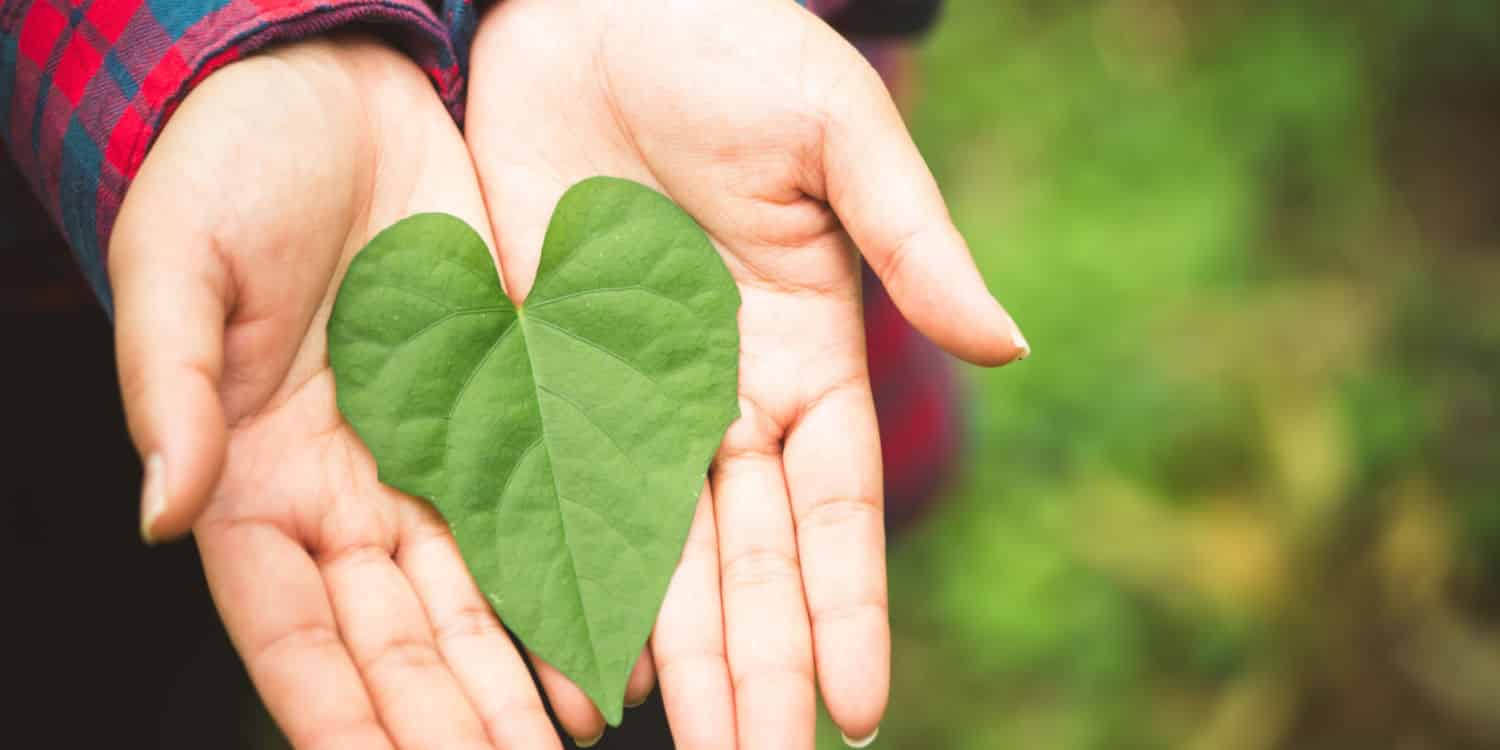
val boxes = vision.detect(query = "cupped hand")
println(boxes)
[111,36,560,750]
[465,2,1028,747]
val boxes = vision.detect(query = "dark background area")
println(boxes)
[1,248,252,745]
[0,214,685,748]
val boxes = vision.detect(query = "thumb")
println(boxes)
[109,197,230,544]
[819,50,1029,367]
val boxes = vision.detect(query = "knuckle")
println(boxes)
[357,636,444,679]
[433,604,505,646]
[877,226,924,290]
[250,620,342,667]
[478,699,549,743]
[653,644,727,682]
[318,541,393,572]
[810,599,888,628]
[796,496,881,533]
[730,658,815,696]
[721,547,801,590]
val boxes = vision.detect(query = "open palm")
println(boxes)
[466,2,1027,747]
[111,37,558,750]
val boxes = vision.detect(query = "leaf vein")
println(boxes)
[427,254,502,292]
[443,318,520,428]
[491,436,545,516]
[527,284,693,315]
[525,330,605,695]
[385,307,511,359]
[525,314,660,388]
[369,283,455,314]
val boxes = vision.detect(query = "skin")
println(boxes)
[465,2,1027,748]
[117,6,1027,749]
[113,37,560,750]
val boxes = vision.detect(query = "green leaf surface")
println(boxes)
[327,177,741,723]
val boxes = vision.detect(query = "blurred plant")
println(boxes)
[822,1,1500,748]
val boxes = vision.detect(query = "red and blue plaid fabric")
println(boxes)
[1,0,470,310]
[1,0,959,524]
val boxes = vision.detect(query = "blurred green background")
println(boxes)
[819,2,1500,748]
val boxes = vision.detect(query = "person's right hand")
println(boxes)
[464,3,1027,747]
[109,36,561,750]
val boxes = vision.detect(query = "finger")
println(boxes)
[625,646,657,709]
[320,539,493,750]
[782,382,888,744]
[653,486,737,750]
[713,406,817,750]
[396,503,562,750]
[109,193,230,543]
[198,520,392,750]
[818,49,1028,367]
[530,653,606,747]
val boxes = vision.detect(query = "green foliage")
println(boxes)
[327,178,741,724]
[842,1,1500,748]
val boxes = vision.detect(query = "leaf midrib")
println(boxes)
[517,308,606,698]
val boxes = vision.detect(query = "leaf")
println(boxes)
[327,177,741,723]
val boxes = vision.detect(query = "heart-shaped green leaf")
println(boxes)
[327,177,740,723]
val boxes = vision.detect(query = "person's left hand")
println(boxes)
[464,2,1028,747]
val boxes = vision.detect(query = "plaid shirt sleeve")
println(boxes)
[0,0,476,310]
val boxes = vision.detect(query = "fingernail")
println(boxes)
[624,696,646,709]
[1011,326,1031,361]
[574,730,604,748]
[140,453,167,545]
[842,727,879,748]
